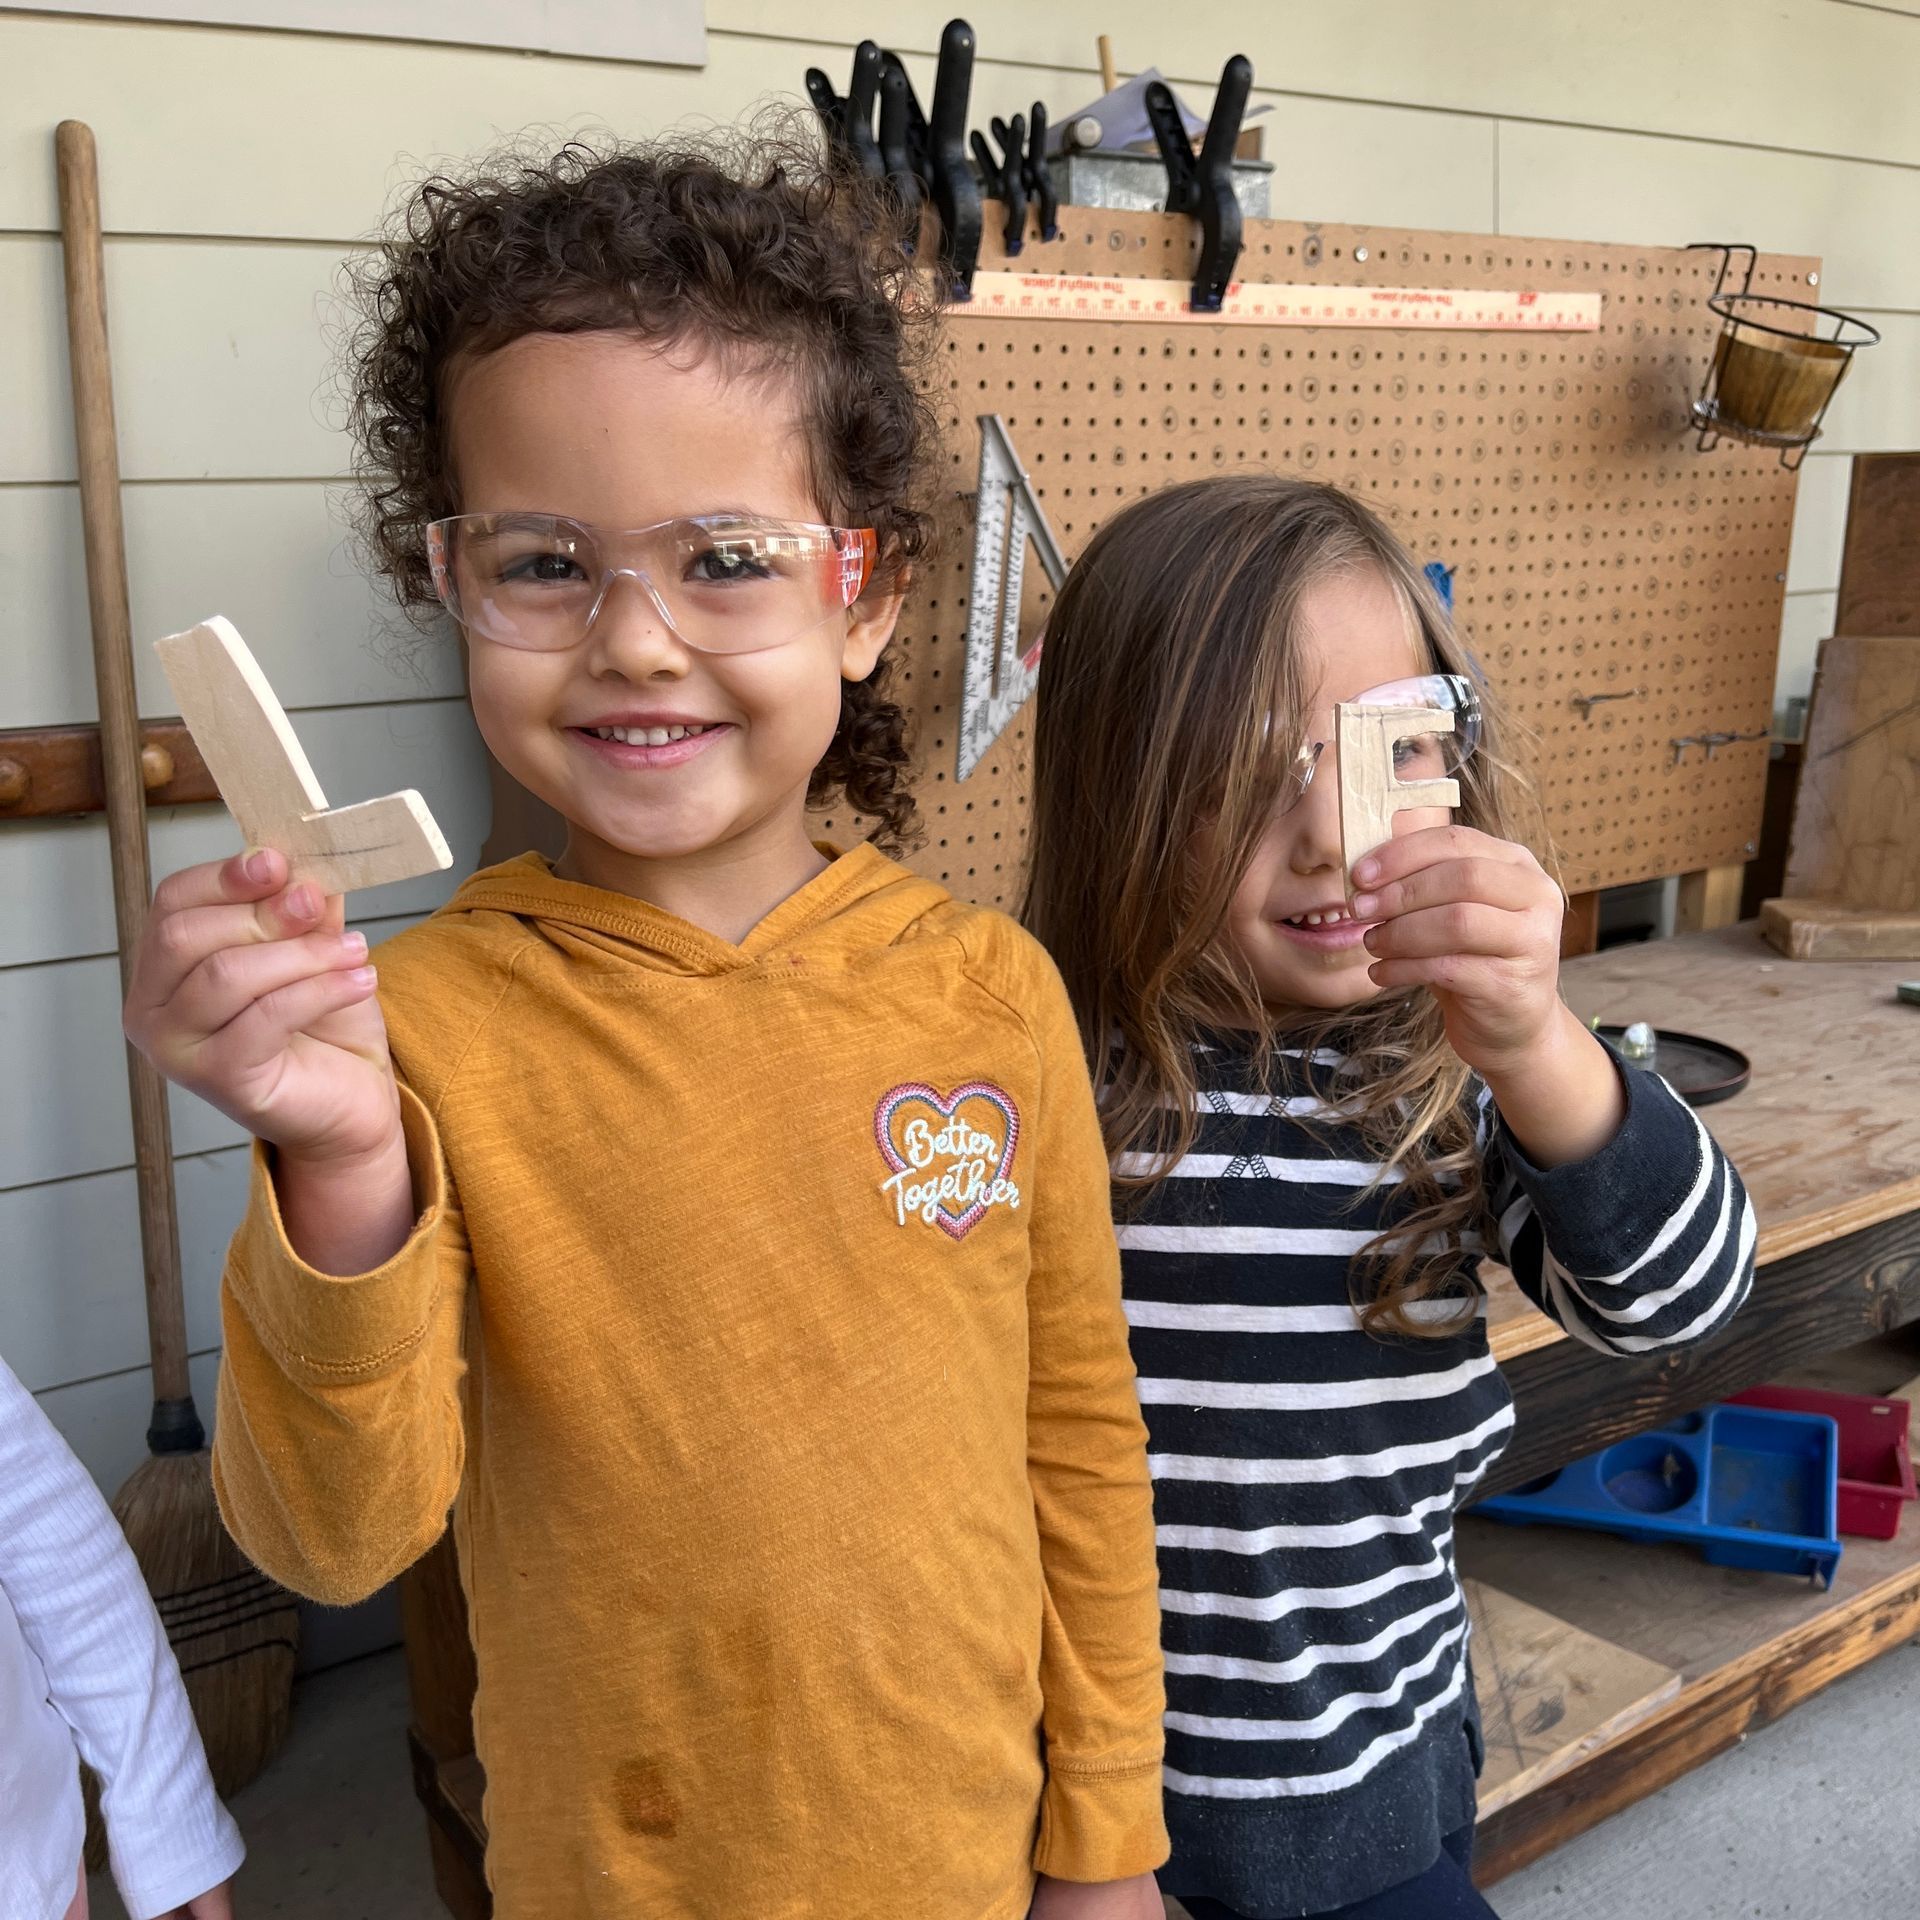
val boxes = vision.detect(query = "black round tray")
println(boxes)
[1596,1026,1751,1107]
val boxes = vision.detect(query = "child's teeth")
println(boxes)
[591,723,710,744]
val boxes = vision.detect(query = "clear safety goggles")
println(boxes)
[1276,673,1482,815]
[426,512,878,656]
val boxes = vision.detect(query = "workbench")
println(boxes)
[1465,921,1920,1884]
[400,922,1920,1914]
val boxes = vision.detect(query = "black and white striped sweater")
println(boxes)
[1119,1038,1755,1917]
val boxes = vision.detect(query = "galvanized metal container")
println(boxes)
[1045,150,1274,219]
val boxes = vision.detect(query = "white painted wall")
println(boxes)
[3,0,1912,1498]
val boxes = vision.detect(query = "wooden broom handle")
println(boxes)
[56,120,193,1412]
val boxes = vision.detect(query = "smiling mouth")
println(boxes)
[581,723,720,746]
[1282,906,1356,928]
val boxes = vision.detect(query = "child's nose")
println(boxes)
[1288,750,1346,876]
[583,570,692,678]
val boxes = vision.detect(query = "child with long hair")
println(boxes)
[123,137,1168,1919]
[1024,473,1754,1919]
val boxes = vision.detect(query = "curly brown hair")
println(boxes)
[343,127,940,851]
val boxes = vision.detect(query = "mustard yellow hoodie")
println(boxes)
[211,845,1168,1919]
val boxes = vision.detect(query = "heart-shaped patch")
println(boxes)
[874,1080,1022,1238]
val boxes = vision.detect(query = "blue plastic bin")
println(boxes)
[1475,1403,1843,1586]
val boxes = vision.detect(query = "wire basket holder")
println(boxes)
[1685,242,1879,470]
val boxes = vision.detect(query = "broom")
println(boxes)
[56,118,299,1814]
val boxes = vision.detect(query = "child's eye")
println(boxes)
[500,550,589,585]
[1393,736,1447,776]
[689,543,776,585]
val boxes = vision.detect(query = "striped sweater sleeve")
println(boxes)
[1482,1049,1757,1355]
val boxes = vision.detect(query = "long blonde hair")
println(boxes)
[1022,473,1549,1338]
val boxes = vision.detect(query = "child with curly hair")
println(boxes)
[123,138,1167,1920]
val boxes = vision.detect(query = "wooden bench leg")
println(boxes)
[401,1537,487,1918]
[1560,889,1601,959]
[1675,862,1746,935]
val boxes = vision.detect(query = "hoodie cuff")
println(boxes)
[227,1084,448,1382]
[1032,1757,1170,1883]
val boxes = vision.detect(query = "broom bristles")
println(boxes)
[110,1449,299,1800]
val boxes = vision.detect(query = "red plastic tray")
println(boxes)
[1730,1385,1916,1540]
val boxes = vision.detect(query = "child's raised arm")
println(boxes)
[127,847,470,1604]
[1351,822,1755,1353]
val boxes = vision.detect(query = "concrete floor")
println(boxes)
[91,1636,1920,1919]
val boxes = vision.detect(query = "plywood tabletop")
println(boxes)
[1489,920,1920,1362]
[1560,922,1920,1260]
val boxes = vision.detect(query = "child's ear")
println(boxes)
[841,568,909,683]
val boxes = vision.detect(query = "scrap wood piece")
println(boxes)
[1760,898,1920,962]
[154,616,451,895]
[1336,700,1459,888]
[1464,1576,1682,1817]
[1769,634,1920,961]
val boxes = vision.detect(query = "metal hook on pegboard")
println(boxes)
[1570,688,1645,722]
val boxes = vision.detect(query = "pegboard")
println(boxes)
[811,209,1814,907]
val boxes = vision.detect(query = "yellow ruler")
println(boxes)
[965,270,1603,331]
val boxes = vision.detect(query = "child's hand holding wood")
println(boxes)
[1352,824,1626,1166]
[124,846,414,1274]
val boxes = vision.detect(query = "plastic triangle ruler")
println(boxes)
[959,414,1068,781]
[966,270,1602,331]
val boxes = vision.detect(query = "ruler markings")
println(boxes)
[963,271,1602,332]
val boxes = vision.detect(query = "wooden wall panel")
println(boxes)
[817,209,1810,904]
[714,1,1920,171]
[0,236,348,482]
[29,1350,222,1496]
[1835,454,1920,638]
[1495,120,1920,312]
[0,1146,248,1392]
[0,482,464,728]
